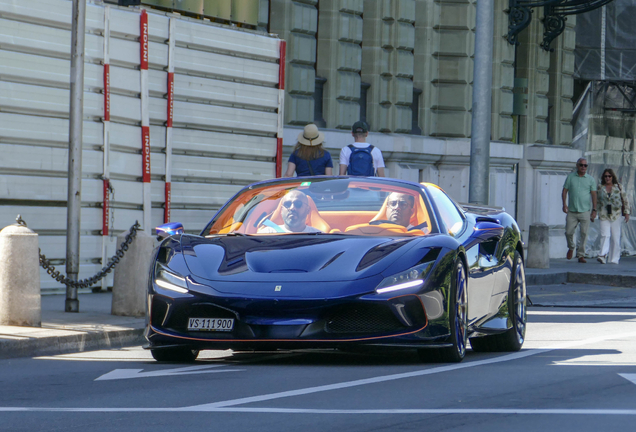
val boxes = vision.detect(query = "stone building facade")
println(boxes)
[265,0,592,258]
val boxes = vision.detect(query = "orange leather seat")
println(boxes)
[269,195,331,232]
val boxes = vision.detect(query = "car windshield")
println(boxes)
[204,178,438,237]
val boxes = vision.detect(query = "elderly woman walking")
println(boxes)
[596,168,630,264]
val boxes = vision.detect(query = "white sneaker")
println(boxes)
[597,255,606,264]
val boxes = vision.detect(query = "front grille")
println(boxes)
[325,304,405,335]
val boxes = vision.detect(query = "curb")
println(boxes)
[0,328,146,360]
[526,273,568,286]
[527,272,636,288]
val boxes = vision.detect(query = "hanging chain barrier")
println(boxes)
[38,220,142,289]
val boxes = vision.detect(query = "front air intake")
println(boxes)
[325,304,405,334]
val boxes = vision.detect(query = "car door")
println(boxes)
[463,218,505,323]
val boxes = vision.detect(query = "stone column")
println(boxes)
[361,0,415,133]
[269,0,318,125]
[316,0,364,129]
[422,0,475,138]
[0,224,41,327]
[112,230,155,317]
[516,15,550,144]
[413,0,435,136]
[547,15,576,146]
[491,0,514,142]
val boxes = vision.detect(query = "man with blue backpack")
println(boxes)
[338,121,385,177]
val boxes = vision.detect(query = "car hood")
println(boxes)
[180,234,419,283]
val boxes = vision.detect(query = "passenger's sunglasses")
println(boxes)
[604,174,612,178]
[578,163,588,167]
[388,200,412,209]
[282,200,304,209]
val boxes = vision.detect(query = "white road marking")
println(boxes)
[1,407,636,415]
[3,331,636,415]
[95,364,243,381]
[619,374,636,386]
[191,330,636,409]
[191,350,550,409]
[528,311,636,316]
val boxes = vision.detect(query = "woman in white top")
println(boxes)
[596,168,630,264]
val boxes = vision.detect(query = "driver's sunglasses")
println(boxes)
[604,174,612,178]
[388,200,412,209]
[282,200,304,209]
[578,163,588,167]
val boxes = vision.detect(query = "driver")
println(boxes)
[258,190,323,233]
[385,192,415,228]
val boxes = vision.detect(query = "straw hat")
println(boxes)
[297,124,325,146]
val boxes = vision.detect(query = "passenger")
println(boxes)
[258,190,323,233]
[384,192,415,228]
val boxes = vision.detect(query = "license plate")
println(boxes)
[188,318,234,332]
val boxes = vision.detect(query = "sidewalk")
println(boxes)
[0,292,145,360]
[1,256,635,360]
[526,254,636,308]
[525,254,636,286]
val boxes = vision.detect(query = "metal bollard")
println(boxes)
[111,229,155,317]
[526,223,550,269]
[0,222,41,327]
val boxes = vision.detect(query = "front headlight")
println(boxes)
[154,264,189,294]
[376,262,434,294]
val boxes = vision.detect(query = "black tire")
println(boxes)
[151,347,200,362]
[470,250,527,352]
[419,258,468,363]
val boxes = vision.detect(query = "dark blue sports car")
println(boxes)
[146,176,527,362]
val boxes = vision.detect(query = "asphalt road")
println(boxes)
[1,307,636,432]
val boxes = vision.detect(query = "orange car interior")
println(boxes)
[212,188,431,236]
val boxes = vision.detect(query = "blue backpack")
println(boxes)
[347,144,375,176]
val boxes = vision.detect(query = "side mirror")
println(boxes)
[155,222,184,239]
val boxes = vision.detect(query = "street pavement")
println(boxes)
[0,255,635,360]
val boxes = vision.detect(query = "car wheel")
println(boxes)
[151,347,200,362]
[419,258,467,363]
[470,250,527,352]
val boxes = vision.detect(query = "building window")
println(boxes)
[411,88,422,135]
[360,82,371,124]
[313,76,327,128]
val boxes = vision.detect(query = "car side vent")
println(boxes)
[476,216,500,224]
[419,247,440,264]
[319,251,344,270]
[356,239,410,271]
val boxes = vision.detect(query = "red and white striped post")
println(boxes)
[276,40,286,178]
[140,9,151,233]
[164,17,176,223]
[101,5,112,291]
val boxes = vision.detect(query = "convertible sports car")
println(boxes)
[146,176,527,363]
